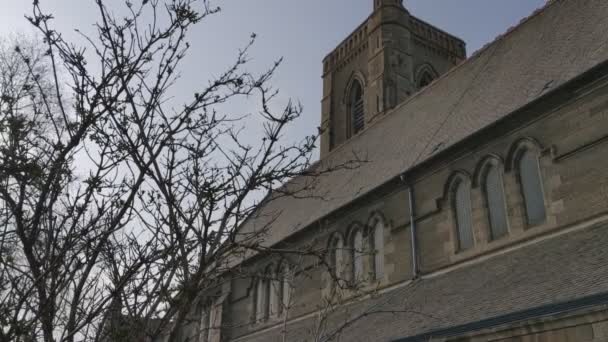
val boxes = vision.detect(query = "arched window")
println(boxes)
[198,303,211,342]
[255,278,268,321]
[372,220,384,280]
[416,64,438,89]
[328,234,344,283]
[208,304,217,341]
[254,278,264,321]
[453,178,474,251]
[519,150,546,226]
[351,229,364,283]
[265,265,278,318]
[484,164,509,239]
[277,263,291,317]
[254,272,270,322]
[418,71,435,89]
[349,80,365,136]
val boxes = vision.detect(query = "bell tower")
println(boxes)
[319,0,466,158]
[374,0,405,10]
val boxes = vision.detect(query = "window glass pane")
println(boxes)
[263,278,270,319]
[352,230,363,282]
[455,181,474,250]
[269,277,279,317]
[256,279,265,321]
[351,81,365,134]
[373,222,384,280]
[281,266,290,315]
[419,72,434,88]
[520,151,546,225]
[199,306,210,342]
[208,306,216,341]
[485,165,509,239]
[329,237,343,279]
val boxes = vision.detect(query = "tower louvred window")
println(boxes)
[350,80,365,135]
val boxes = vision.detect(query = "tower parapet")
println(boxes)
[373,0,405,11]
[319,1,466,158]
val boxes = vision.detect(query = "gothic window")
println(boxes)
[254,278,265,321]
[351,229,364,283]
[519,150,546,226]
[418,71,435,89]
[372,220,384,280]
[416,64,438,89]
[349,80,365,136]
[270,276,280,318]
[452,177,474,251]
[208,304,217,341]
[265,265,279,318]
[198,304,211,342]
[253,272,270,322]
[277,263,292,317]
[483,163,509,239]
[328,234,344,283]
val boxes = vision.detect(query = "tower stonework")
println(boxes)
[320,0,466,158]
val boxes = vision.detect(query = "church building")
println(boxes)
[193,0,608,341]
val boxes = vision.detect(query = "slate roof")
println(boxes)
[236,0,608,250]
[236,221,608,342]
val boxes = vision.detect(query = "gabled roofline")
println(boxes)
[231,57,608,270]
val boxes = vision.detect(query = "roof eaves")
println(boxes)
[392,291,608,342]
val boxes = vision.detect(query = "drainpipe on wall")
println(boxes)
[401,174,419,279]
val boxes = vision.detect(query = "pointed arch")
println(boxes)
[346,223,365,284]
[506,138,547,226]
[261,263,278,318]
[442,170,473,203]
[446,172,474,251]
[327,232,345,282]
[253,277,265,322]
[415,63,439,89]
[343,71,367,99]
[276,261,292,317]
[475,156,509,240]
[505,138,543,172]
[473,154,505,187]
[198,300,212,342]
[344,73,366,137]
[367,211,387,281]
[257,264,274,321]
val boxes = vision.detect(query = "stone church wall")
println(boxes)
[416,80,608,273]
[223,71,608,342]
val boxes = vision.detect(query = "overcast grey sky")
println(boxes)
[0,0,545,158]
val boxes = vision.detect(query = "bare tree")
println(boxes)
[0,0,353,341]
